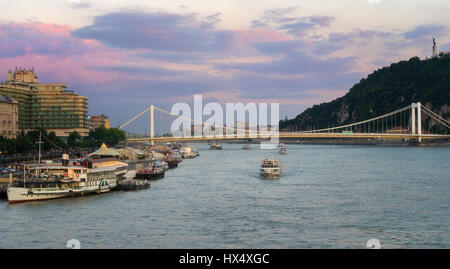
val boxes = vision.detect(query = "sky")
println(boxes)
[1,0,450,134]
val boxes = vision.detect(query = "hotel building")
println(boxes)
[0,68,89,137]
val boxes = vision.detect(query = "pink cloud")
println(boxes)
[0,22,73,40]
[0,21,95,57]
[0,16,355,115]
[168,88,348,106]
[0,53,119,86]
[30,22,73,36]
[0,21,129,87]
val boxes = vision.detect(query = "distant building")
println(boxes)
[439,51,450,58]
[0,95,19,139]
[90,114,110,129]
[0,68,89,137]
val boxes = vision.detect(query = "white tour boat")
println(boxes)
[7,144,128,204]
[210,143,222,150]
[7,163,125,203]
[260,159,281,179]
[242,144,251,150]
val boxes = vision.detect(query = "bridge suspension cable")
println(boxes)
[299,104,412,133]
[420,107,450,129]
[153,106,271,135]
[419,104,450,128]
[119,107,150,130]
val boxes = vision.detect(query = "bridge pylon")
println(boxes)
[411,103,416,135]
[150,105,154,145]
[411,102,423,143]
[417,102,422,143]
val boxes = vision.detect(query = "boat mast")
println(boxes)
[37,132,43,177]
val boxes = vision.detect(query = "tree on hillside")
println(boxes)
[67,131,82,148]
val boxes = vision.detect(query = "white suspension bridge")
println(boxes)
[118,102,450,144]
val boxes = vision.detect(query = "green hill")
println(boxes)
[280,56,450,131]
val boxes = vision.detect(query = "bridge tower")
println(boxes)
[150,105,154,145]
[411,102,423,142]
[417,102,422,142]
[411,103,416,135]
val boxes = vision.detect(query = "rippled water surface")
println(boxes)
[1,144,449,248]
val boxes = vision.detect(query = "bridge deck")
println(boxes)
[126,132,450,142]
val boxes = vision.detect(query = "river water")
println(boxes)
[0,144,449,248]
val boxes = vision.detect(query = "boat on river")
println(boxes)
[260,159,281,179]
[192,147,200,156]
[180,147,196,159]
[136,160,166,180]
[116,147,153,180]
[7,143,132,204]
[116,179,150,191]
[151,146,181,168]
[242,144,251,150]
[210,143,222,150]
[7,153,128,203]
[279,147,287,154]
[172,150,182,165]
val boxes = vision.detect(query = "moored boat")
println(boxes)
[167,159,179,168]
[7,163,123,203]
[136,161,166,180]
[170,143,183,150]
[116,179,150,191]
[116,147,153,179]
[180,147,196,159]
[151,146,180,168]
[192,147,200,156]
[136,169,164,180]
[7,144,129,204]
[171,150,183,166]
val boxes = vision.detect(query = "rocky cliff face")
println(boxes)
[334,103,349,124]
[424,103,450,129]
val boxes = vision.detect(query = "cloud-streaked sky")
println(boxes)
[1,0,450,134]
